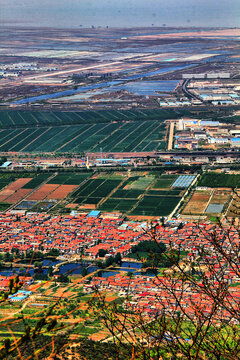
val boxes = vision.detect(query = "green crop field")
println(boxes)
[0,109,182,153]
[48,172,91,185]
[0,109,191,128]
[71,178,122,205]
[130,195,181,216]
[198,173,240,188]
[0,121,166,153]
[22,174,51,189]
[152,175,178,189]
[128,176,154,190]
[100,198,137,212]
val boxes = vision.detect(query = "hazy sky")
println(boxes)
[1,0,239,28]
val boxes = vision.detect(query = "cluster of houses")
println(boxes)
[174,119,240,150]
[84,274,240,322]
[0,213,239,261]
[0,212,239,317]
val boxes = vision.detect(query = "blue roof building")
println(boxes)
[88,210,101,218]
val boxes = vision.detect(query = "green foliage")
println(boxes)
[199,173,240,188]
[131,240,166,255]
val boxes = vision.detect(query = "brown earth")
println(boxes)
[46,185,78,200]
[27,184,59,200]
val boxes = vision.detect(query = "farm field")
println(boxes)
[46,185,78,200]
[91,173,184,217]
[47,172,92,185]
[0,121,166,153]
[152,175,178,189]
[227,191,240,218]
[130,195,181,216]
[0,109,190,128]
[0,170,190,217]
[183,189,232,216]
[182,190,212,215]
[0,171,94,211]
[198,173,240,188]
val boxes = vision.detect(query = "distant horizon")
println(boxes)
[1,0,239,29]
[0,24,239,30]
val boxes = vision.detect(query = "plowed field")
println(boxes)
[5,189,33,204]
[46,185,77,200]
[28,184,59,200]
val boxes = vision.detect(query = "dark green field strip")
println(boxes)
[89,179,122,198]
[99,122,137,152]
[130,195,181,216]
[47,173,72,184]
[21,127,56,152]
[70,124,113,153]
[36,126,82,152]
[0,128,33,151]
[135,123,166,152]
[0,129,22,148]
[110,121,149,152]
[22,174,51,189]
[48,172,91,185]
[88,123,122,152]
[152,176,177,189]
[75,196,85,204]
[81,197,101,205]
[9,128,45,152]
[28,127,67,152]
[71,178,121,203]
[126,121,158,152]
[112,189,142,199]
[0,203,10,211]
[64,173,92,185]
[48,124,89,151]
[59,124,103,152]
[0,180,12,191]
[198,173,240,188]
[147,189,182,196]
[99,198,137,212]
[73,178,104,198]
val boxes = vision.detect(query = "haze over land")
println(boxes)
[1,0,240,28]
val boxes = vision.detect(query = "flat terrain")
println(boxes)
[1,27,239,109]
[0,109,189,153]
[0,170,188,217]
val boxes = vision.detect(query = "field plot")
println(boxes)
[71,177,122,207]
[100,199,137,212]
[0,109,174,152]
[98,173,183,216]
[205,204,224,214]
[0,121,166,153]
[182,190,212,215]
[27,184,59,201]
[5,188,33,204]
[46,185,77,200]
[22,174,51,189]
[227,191,240,218]
[128,176,154,190]
[198,173,240,188]
[31,201,56,211]
[0,109,187,128]
[16,201,38,210]
[47,172,91,185]
[152,175,177,189]
[130,195,181,216]
[0,178,33,204]
[0,172,33,191]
